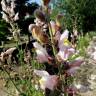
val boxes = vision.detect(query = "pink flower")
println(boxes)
[57,47,75,61]
[33,42,52,63]
[34,69,59,91]
[58,29,70,48]
[66,57,84,76]
[56,29,75,61]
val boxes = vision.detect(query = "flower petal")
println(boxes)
[69,57,84,67]
[33,42,48,55]
[66,67,80,76]
[60,29,69,43]
[58,29,70,49]
[34,69,49,77]
[33,42,50,63]
[45,75,59,90]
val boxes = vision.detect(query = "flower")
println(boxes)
[33,42,52,63]
[56,29,75,61]
[42,0,50,6]
[58,29,70,48]
[34,69,59,91]
[34,9,46,22]
[28,24,49,44]
[57,47,75,61]
[56,14,64,28]
[50,20,62,36]
[66,57,84,76]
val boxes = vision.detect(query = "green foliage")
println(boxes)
[52,0,96,32]
[76,33,92,58]
[0,20,10,43]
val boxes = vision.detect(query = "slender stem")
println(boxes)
[48,23,56,55]
[46,7,56,56]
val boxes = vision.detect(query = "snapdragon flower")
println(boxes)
[66,57,84,76]
[33,42,52,63]
[34,69,59,91]
[56,29,75,61]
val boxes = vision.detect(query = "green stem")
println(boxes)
[46,7,56,56]
[48,23,56,55]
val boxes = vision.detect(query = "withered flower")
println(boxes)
[29,24,49,44]
[34,9,46,22]
[42,0,50,6]
[56,14,64,28]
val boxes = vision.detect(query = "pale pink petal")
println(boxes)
[60,29,69,41]
[66,57,84,75]
[67,67,79,76]
[57,47,75,61]
[58,29,69,49]
[54,31,61,41]
[33,42,50,63]
[36,49,49,63]
[40,75,59,91]
[33,42,48,56]
[68,48,75,54]
[57,50,68,61]
[34,69,49,77]
[34,70,59,91]
[45,75,59,90]
[69,57,84,67]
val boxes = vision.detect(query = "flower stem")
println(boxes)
[46,7,56,56]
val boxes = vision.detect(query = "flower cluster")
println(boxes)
[1,0,19,22]
[1,0,20,41]
[28,1,84,95]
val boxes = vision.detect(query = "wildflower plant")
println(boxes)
[0,0,84,96]
[28,1,84,96]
